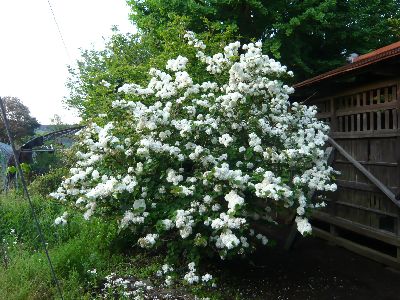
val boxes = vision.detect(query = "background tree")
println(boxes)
[127,0,400,81]
[0,96,40,144]
[66,18,237,119]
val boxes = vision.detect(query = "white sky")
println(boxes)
[0,0,136,124]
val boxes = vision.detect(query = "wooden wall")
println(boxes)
[310,78,400,268]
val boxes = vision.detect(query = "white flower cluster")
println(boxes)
[138,233,158,248]
[54,212,68,226]
[53,33,336,278]
[101,273,153,299]
[183,262,213,285]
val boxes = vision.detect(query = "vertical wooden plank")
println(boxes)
[363,92,367,106]
[393,109,398,129]
[398,108,400,130]
[384,87,389,103]
[397,135,400,194]
[397,247,400,262]
[370,111,374,130]
[357,114,361,131]
[377,88,381,104]
[385,110,390,129]
[397,208,400,238]
[397,208,400,239]
[363,113,368,131]
[370,90,375,105]
[356,94,361,107]
[339,116,343,132]
[391,86,396,101]
[345,115,349,132]
[351,114,355,131]
[377,111,381,130]
[330,98,337,132]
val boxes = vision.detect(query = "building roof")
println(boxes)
[294,41,400,89]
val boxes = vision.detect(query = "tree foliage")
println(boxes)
[0,96,40,144]
[127,0,400,81]
[66,18,237,119]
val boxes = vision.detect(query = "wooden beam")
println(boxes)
[312,227,400,269]
[328,137,400,208]
[335,179,400,194]
[324,93,400,117]
[331,129,400,139]
[313,211,400,246]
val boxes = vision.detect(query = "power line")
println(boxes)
[46,0,71,61]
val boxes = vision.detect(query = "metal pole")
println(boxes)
[0,97,64,299]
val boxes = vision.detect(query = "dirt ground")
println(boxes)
[214,234,400,300]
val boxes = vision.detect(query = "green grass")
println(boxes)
[0,192,125,299]
[0,192,244,300]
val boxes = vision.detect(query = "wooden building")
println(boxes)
[293,42,400,268]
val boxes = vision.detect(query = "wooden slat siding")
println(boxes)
[385,87,389,103]
[328,137,400,208]
[322,148,336,222]
[327,78,400,100]
[363,113,368,131]
[330,98,337,131]
[377,138,397,163]
[398,108,400,131]
[396,85,400,219]
[313,211,400,246]
[377,89,381,104]
[397,245,400,262]
[371,193,380,210]
[377,111,382,130]
[334,199,397,218]
[316,112,331,119]
[314,83,400,109]
[380,192,399,215]
[306,81,400,267]
[331,130,400,139]
[338,116,343,132]
[336,180,400,195]
[385,110,390,129]
[370,111,374,131]
[335,100,400,117]
[335,160,398,167]
[370,90,374,106]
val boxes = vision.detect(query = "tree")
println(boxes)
[66,18,237,119]
[0,97,40,144]
[127,0,400,81]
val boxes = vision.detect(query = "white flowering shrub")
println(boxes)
[52,32,336,280]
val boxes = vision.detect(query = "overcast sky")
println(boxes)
[0,0,136,124]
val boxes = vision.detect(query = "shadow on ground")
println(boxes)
[213,230,400,300]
